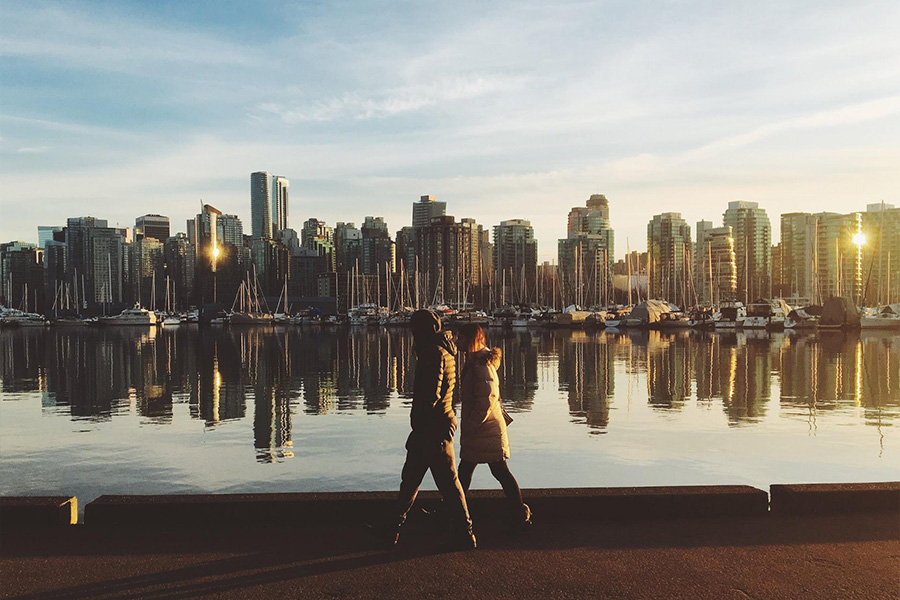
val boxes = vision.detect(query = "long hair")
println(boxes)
[458,323,486,353]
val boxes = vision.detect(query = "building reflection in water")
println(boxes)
[556,330,614,432]
[1,325,897,459]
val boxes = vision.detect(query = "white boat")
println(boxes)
[162,315,181,326]
[860,304,900,330]
[99,305,157,326]
[713,302,746,329]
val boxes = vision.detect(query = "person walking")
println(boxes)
[456,323,532,530]
[386,309,476,550]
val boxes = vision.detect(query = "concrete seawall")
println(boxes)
[3,483,897,529]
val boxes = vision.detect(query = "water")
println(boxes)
[1,326,897,512]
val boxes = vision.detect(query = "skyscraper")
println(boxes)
[493,219,537,304]
[647,212,692,307]
[135,214,170,242]
[695,221,736,305]
[723,201,771,302]
[251,171,272,239]
[558,195,615,307]
[417,215,474,308]
[412,195,446,228]
[361,216,395,276]
[272,176,289,237]
[861,202,899,305]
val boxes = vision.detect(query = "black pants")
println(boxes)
[396,432,472,531]
[458,459,529,522]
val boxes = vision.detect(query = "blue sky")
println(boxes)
[2,0,898,260]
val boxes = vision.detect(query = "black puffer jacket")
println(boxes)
[410,330,458,440]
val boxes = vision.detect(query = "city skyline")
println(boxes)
[2,1,898,261]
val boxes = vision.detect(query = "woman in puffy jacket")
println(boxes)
[456,323,531,528]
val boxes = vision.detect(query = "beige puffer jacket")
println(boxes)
[459,347,510,464]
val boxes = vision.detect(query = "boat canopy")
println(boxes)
[820,297,860,328]
[630,299,672,324]
[881,303,900,316]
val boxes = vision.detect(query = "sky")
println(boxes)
[1,0,899,261]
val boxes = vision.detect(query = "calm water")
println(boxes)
[1,326,897,512]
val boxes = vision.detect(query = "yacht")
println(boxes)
[99,305,157,326]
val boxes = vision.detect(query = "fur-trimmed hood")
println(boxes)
[468,346,502,369]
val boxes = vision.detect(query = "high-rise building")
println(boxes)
[723,201,771,302]
[135,214,170,242]
[780,211,867,305]
[460,218,483,287]
[694,221,736,305]
[250,171,273,239]
[217,214,244,251]
[647,212,692,307]
[37,226,64,249]
[412,195,446,229]
[417,215,474,308]
[272,176,289,237]
[65,217,108,292]
[815,212,863,303]
[301,218,335,272]
[361,216,395,276]
[0,242,44,312]
[861,202,900,305]
[395,226,416,276]
[164,233,194,310]
[493,219,537,304]
[335,222,362,273]
[779,212,818,304]
[558,195,615,307]
[132,236,164,309]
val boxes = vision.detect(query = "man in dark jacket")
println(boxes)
[390,309,476,549]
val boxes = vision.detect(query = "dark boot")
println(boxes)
[366,515,405,547]
[441,521,477,551]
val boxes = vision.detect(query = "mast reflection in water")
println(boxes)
[1,326,897,505]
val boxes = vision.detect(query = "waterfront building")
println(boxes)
[460,218,483,288]
[780,211,866,305]
[0,242,44,312]
[723,201,771,302]
[493,219,537,305]
[417,215,474,308]
[217,214,244,250]
[132,235,164,309]
[88,227,128,306]
[65,217,107,296]
[135,214,170,242]
[300,218,335,276]
[37,226,64,250]
[361,216,395,277]
[395,226,416,277]
[335,222,362,273]
[861,202,900,305]
[163,233,194,310]
[647,213,692,307]
[272,176,289,237]
[250,171,273,239]
[412,195,446,228]
[190,204,225,305]
[694,221,737,305]
[558,195,615,308]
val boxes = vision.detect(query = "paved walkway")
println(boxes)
[1,512,898,599]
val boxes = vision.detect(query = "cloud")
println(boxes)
[687,96,900,159]
[255,74,527,123]
[15,146,51,154]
